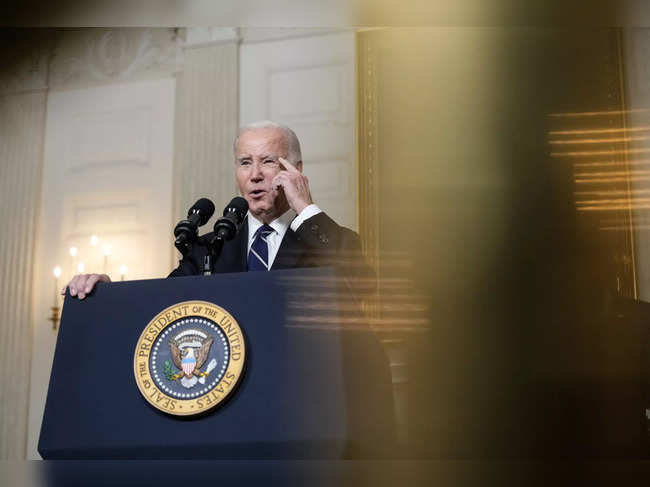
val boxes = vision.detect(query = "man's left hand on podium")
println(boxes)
[62,273,111,300]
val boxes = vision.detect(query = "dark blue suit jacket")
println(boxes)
[169,212,362,277]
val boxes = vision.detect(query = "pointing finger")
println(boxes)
[278,157,299,173]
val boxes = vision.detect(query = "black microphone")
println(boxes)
[174,198,215,247]
[213,197,248,241]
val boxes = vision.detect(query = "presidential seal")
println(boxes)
[133,301,245,416]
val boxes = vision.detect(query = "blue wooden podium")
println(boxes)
[38,268,394,459]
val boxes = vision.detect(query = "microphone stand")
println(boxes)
[202,237,224,276]
[202,212,243,275]
[174,239,192,257]
[197,199,248,276]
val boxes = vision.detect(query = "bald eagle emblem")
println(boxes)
[134,301,245,416]
[166,329,217,389]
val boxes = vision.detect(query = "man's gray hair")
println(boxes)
[234,120,302,165]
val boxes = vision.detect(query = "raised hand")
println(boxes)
[272,157,313,215]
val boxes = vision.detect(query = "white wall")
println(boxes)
[240,30,357,229]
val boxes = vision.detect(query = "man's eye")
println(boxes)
[239,160,251,166]
[263,159,276,164]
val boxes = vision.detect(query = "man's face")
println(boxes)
[235,128,293,222]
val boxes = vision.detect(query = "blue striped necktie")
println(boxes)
[248,224,274,271]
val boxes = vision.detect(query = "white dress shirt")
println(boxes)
[247,204,322,268]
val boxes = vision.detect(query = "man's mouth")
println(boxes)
[249,189,266,199]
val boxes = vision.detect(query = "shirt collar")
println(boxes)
[247,209,296,242]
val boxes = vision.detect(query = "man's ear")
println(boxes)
[296,160,303,172]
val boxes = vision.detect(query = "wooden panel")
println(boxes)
[67,108,152,171]
[269,63,348,123]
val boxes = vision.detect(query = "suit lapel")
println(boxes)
[238,219,249,271]
[271,229,304,270]
[213,219,248,273]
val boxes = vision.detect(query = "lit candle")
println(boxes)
[103,245,111,274]
[90,236,99,272]
[53,266,61,307]
[119,265,127,281]
[69,247,77,278]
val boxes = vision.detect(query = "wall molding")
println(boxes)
[0,48,49,96]
[49,28,182,90]
[183,27,240,49]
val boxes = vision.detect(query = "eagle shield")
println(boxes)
[169,329,214,384]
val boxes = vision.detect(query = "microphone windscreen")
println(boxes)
[224,197,249,222]
[189,198,216,225]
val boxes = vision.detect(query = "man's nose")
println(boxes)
[250,162,264,181]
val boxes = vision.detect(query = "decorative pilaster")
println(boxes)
[357,32,379,272]
[0,90,47,459]
[173,29,240,238]
[357,31,411,445]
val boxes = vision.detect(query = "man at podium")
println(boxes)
[50,121,393,460]
[63,121,362,297]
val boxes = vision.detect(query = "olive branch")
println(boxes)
[164,360,176,381]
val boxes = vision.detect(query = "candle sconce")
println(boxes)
[50,266,61,330]
[49,306,60,330]
[51,237,130,330]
